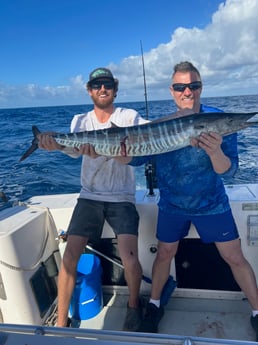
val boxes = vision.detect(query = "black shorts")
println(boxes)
[67,198,139,241]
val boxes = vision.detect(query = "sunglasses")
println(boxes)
[172,81,202,92]
[89,80,115,90]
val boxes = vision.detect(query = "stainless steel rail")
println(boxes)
[0,324,256,345]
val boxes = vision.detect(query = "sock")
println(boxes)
[252,310,258,317]
[149,298,160,308]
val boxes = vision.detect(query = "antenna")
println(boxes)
[140,40,149,120]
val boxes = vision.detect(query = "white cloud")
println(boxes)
[113,0,258,101]
[1,0,258,108]
[0,75,88,108]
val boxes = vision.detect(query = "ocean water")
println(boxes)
[0,94,258,211]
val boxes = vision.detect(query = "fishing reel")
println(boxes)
[145,159,158,196]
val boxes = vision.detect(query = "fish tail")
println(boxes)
[19,125,41,162]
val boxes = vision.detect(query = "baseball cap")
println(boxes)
[88,67,114,82]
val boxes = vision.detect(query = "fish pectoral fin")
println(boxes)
[120,136,128,157]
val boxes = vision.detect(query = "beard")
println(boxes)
[91,93,114,109]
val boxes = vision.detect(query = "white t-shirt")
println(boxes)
[65,107,148,203]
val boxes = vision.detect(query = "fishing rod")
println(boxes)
[140,40,149,120]
[140,41,157,196]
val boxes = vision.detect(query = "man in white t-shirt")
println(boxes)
[38,67,148,331]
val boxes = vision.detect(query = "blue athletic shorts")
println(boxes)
[67,198,139,240]
[156,209,239,243]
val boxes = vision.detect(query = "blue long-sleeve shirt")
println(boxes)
[130,104,239,216]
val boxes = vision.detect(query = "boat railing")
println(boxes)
[0,324,256,345]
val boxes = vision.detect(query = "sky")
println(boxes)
[0,0,258,109]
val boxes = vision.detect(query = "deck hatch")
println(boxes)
[247,215,258,245]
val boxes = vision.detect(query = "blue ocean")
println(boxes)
[0,94,258,211]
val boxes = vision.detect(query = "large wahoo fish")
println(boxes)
[20,111,258,161]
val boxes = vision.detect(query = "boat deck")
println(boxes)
[79,287,255,342]
[1,289,256,345]
[2,185,258,344]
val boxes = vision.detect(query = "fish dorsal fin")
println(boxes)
[110,121,120,128]
[151,109,196,124]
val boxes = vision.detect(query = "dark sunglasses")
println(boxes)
[172,81,202,92]
[89,80,115,90]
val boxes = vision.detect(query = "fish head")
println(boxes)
[192,112,258,137]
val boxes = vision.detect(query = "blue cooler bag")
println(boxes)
[69,254,103,320]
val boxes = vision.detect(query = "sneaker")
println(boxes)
[123,298,144,332]
[137,302,164,333]
[66,317,72,327]
[251,315,258,341]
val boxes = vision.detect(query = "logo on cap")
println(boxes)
[89,68,114,82]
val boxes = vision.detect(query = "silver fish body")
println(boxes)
[20,111,258,161]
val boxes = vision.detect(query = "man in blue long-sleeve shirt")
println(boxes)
[127,61,258,338]
[82,61,258,340]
